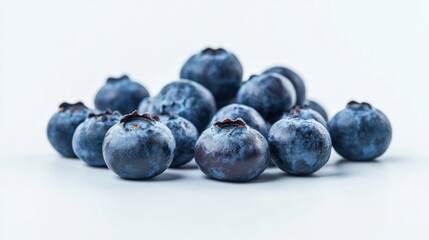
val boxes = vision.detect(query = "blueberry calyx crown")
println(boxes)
[120,110,156,125]
[88,109,121,121]
[347,100,372,109]
[59,102,87,112]
[106,75,130,84]
[202,47,226,55]
[214,118,247,128]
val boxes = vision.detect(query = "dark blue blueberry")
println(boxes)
[153,114,199,168]
[103,111,176,179]
[208,104,268,137]
[195,119,270,182]
[180,48,243,107]
[328,101,392,161]
[263,66,306,106]
[151,80,216,132]
[268,118,332,175]
[47,102,91,158]
[236,73,296,123]
[138,97,154,113]
[282,106,328,129]
[303,99,328,121]
[94,75,150,114]
[72,110,122,167]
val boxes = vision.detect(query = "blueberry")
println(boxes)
[47,102,91,158]
[328,101,392,161]
[268,118,332,175]
[151,80,216,132]
[195,118,270,182]
[180,48,243,107]
[153,114,199,168]
[208,104,268,137]
[94,75,150,114]
[303,99,328,121]
[282,106,328,129]
[236,73,296,123]
[102,111,176,179]
[138,97,154,113]
[263,66,306,106]
[72,110,122,167]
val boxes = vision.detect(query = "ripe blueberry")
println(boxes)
[328,101,392,161]
[195,118,270,182]
[303,99,328,121]
[102,111,175,179]
[180,47,243,107]
[94,75,149,114]
[268,118,332,175]
[236,73,296,123]
[47,102,91,158]
[72,110,122,167]
[263,66,306,106]
[282,106,328,129]
[151,80,216,132]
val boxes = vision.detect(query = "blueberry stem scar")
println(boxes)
[214,118,247,128]
[120,110,156,126]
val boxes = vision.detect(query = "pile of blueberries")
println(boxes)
[47,48,392,182]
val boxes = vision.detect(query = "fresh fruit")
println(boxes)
[268,118,332,175]
[236,73,296,123]
[208,103,268,137]
[180,47,243,107]
[102,111,175,179]
[153,114,199,168]
[195,118,270,182]
[47,102,91,158]
[263,66,306,106]
[72,110,122,167]
[151,79,216,132]
[138,97,154,113]
[94,75,149,114]
[328,101,392,161]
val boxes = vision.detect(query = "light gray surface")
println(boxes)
[1,1,429,239]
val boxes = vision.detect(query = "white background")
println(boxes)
[1,0,429,239]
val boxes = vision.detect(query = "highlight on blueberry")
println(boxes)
[47,102,91,158]
[328,101,392,161]
[102,111,176,180]
[72,110,122,167]
[195,118,270,182]
[180,47,243,107]
[94,75,149,115]
[303,99,328,121]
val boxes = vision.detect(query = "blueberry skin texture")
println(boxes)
[138,97,154,113]
[154,114,199,168]
[282,106,328,129]
[180,48,243,107]
[103,112,176,179]
[303,99,328,121]
[151,80,216,132]
[236,73,296,123]
[328,101,392,161]
[72,111,122,167]
[268,118,332,175]
[47,102,91,158]
[208,104,268,138]
[195,119,270,182]
[94,75,150,115]
[263,66,306,106]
